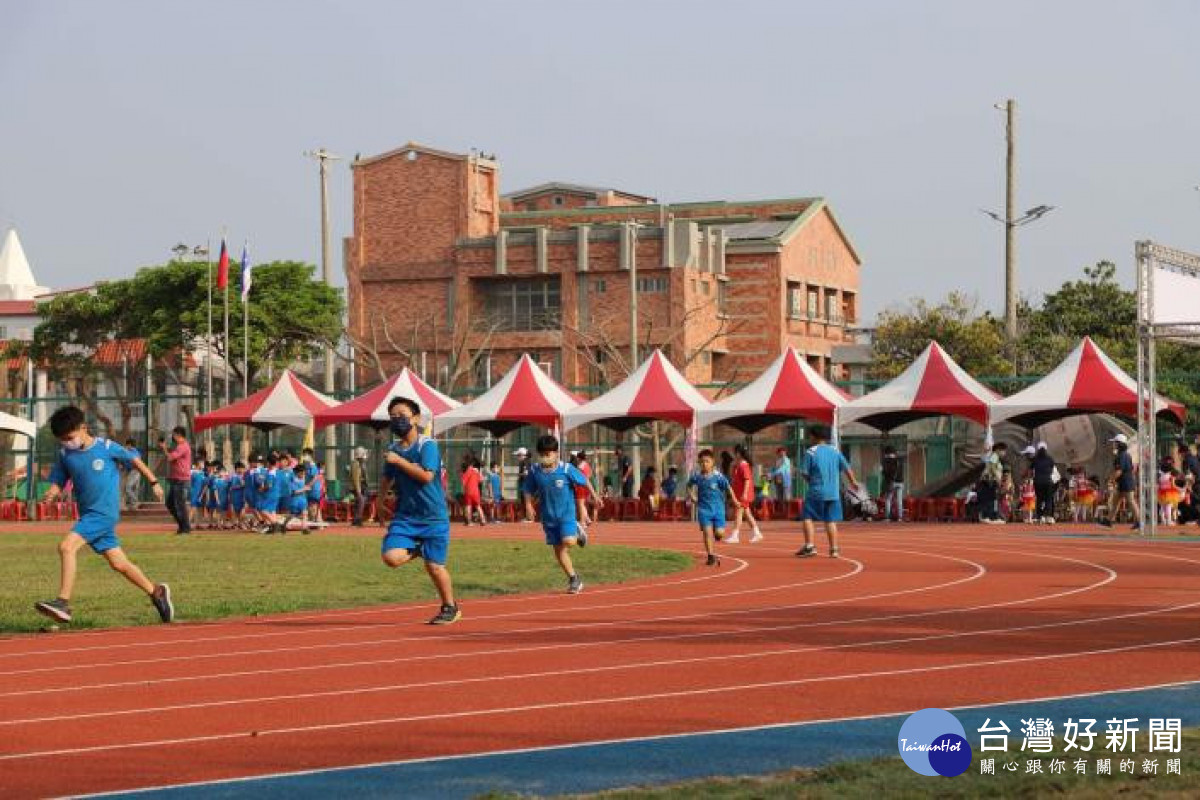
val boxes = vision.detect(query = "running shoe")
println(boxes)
[796,544,817,558]
[705,554,720,567]
[428,604,461,625]
[725,531,741,544]
[749,530,764,543]
[34,598,71,623]
[567,574,584,594]
[577,528,588,548]
[829,548,841,559]
[150,584,174,623]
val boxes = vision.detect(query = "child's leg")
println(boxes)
[424,561,455,606]
[56,533,87,600]
[553,542,576,578]
[102,547,156,595]
[826,522,840,553]
[701,525,714,557]
[802,519,815,548]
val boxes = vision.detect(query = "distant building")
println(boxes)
[345,142,862,393]
[0,229,51,341]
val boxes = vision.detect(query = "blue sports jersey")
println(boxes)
[489,472,502,500]
[522,462,587,526]
[211,476,229,509]
[123,447,142,470]
[189,469,205,504]
[384,436,449,524]
[688,471,730,519]
[260,468,280,505]
[802,444,851,502]
[230,473,245,502]
[49,438,133,523]
[307,472,323,502]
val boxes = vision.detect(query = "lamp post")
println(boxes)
[982,99,1055,343]
[305,148,342,476]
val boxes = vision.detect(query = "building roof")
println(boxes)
[0,300,36,316]
[352,142,498,169]
[721,220,794,241]
[503,181,656,203]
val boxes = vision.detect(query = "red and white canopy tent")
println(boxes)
[990,336,1186,428]
[840,341,999,431]
[696,347,849,433]
[194,370,337,433]
[433,354,581,436]
[313,368,460,431]
[562,349,710,433]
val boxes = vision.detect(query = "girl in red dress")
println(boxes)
[727,444,763,544]
[461,458,486,526]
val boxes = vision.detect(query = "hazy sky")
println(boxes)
[2,0,1198,321]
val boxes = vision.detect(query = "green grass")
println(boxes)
[1,532,690,634]
[488,730,1200,799]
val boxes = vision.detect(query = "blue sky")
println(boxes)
[2,0,1197,320]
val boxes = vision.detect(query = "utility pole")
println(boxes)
[1003,98,1017,341]
[628,220,641,495]
[306,149,342,475]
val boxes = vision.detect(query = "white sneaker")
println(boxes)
[750,530,764,543]
[726,531,741,544]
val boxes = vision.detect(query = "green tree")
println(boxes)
[32,259,344,391]
[870,292,1011,380]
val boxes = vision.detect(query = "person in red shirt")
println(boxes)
[572,451,596,528]
[159,426,192,535]
[727,444,762,544]
[461,458,485,526]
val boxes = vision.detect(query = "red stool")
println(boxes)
[916,498,937,522]
[787,498,804,519]
[936,497,958,521]
[903,497,919,521]
[658,498,687,522]
[754,498,773,521]
[617,498,641,521]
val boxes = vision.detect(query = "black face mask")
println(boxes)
[390,417,413,438]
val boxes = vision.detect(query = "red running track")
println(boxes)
[3,522,1200,797]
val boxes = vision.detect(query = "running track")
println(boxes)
[3,521,1200,797]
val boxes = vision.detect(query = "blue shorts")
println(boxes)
[73,515,120,554]
[288,500,307,516]
[190,497,204,509]
[383,519,451,565]
[542,520,580,546]
[260,494,279,514]
[697,511,726,532]
[232,498,245,513]
[803,497,843,523]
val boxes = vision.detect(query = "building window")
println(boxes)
[825,290,840,324]
[553,195,564,206]
[807,288,820,319]
[0,326,7,339]
[787,282,804,319]
[842,291,857,324]
[637,276,668,293]
[701,350,712,366]
[717,281,728,315]
[593,278,607,294]
[479,277,561,332]
[701,280,711,296]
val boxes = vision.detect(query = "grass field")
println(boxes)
[0,531,690,634]
[499,730,1200,799]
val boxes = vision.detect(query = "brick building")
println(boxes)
[345,142,861,396]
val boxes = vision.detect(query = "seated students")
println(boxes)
[661,466,679,500]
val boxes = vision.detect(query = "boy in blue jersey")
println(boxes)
[259,454,283,533]
[212,464,231,529]
[687,449,743,567]
[230,462,247,529]
[797,425,859,559]
[188,459,206,530]
[34,406,173,625]
[380,396,459,625]
[522,434,599,594]
[244,455,262,528]
[281,463,312,533]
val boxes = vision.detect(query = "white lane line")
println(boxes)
[76,675,1200,800]
[6,632,1200,763]
[9,543,1125,698]
[5,567,1179,728]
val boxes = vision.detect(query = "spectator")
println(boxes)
[1100,433,1139,530]
[615,446,634,499]
[978,442,1007,525]
[1031,441,1058,524]
[515,448,533,522]
[122,438,143,510]
[880,444,904,522]
[771,447,793,501]
[661,466,679,500]
[638,466,658,510]
[159,427,192,535]
[349,446,369,527]
[1177,443,1200,524]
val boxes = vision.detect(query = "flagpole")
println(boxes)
[223,240,230,406]
[242,240,250,399]
[205,237,213,417]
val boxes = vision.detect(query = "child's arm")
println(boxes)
[726,484,742,509]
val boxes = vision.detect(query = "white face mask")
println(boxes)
[539,455,558,469]
[62,436,84,451]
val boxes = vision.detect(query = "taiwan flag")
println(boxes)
[216,237,229,290]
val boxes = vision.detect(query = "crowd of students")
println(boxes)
[180,448,327,534]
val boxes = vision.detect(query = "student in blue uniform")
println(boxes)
[210,464,230,529]
[522,434,599,594]
[259,453,283,533]
[34,406,173,625]
[306,461,324,523]
[380,396,460,625]
[230,461,247,529]
[797,425,860,559]
[688,449,742,567]
[281,463,311,533]
[243,455,261,528]
[188,459,206,530]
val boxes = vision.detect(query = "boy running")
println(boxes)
[522,434,599,594]
[796,425,859,559]
[34,406,173,625]
[688,449,742,566]
[380,397,460,625]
